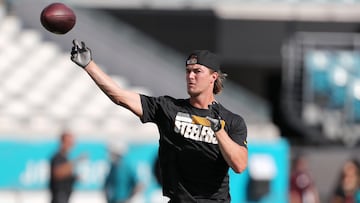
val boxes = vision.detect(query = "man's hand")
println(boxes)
[206,101,222,132]
[71,39,92,68]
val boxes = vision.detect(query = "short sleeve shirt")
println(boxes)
[140,95,247,202]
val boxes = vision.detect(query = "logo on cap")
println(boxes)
[186,55,198,65]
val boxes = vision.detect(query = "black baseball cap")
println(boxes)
[186,50,220,72]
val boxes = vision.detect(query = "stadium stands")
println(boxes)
[0,14,158,141]
[62,0,360,23]
[283,32,360,146]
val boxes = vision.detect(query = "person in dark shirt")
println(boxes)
[49,131,77,203]
[70,40,248,202]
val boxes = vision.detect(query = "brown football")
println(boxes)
[40,3,76,35]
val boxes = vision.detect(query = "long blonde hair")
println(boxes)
[213,70,227,95]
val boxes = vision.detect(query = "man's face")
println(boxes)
[186,64,217,97]
[62,132,74,152]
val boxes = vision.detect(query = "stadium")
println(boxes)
[0,0,360,202]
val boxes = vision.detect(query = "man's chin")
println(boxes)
[187,90,200,97]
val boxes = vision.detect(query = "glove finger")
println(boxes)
[73,39,81,51]
[70,40,78,60]
[206,116,214,122]
[71,46,77,54]
[211,101,220,117]
[71,45,78,56]
[70,52,76,61]
[71,40,76,52]
[208,102,220,119]
[73,39,81,47]
[81,41,86,49]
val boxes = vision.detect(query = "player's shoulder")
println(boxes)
[161,95,188,105]
[141,94,178,103]
[161,95,177,101]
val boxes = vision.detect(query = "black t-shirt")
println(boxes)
[140,95,247,202]
[49,152,76,203]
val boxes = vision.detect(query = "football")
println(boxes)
[40,3,76,34]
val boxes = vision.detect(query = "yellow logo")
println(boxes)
[192,115,225,128]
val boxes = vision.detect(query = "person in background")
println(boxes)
[49,130,80,203]
[331,158,360,203]
[104,142,144,203]
[289,154,320,203]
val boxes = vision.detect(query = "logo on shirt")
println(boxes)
[174,112,224,144]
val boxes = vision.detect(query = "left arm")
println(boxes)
[215,129,248,173]
[206,102,248,173]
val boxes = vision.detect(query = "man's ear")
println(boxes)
[212,71,219,82]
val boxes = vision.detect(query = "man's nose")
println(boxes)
[187,71,195,79]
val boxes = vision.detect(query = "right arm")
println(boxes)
[52,154,87,180]
[84,61,143,117]
[53,161,74,180]
[70,39,143,118]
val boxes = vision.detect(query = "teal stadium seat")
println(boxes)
[304,50,332,99]
[346,79,360,122]
[327,50,360,109]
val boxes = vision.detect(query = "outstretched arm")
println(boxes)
[70,39,143,117]
[85,61,143,117]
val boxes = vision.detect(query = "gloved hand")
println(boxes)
[206,101,222,132]
[71,39,92,68]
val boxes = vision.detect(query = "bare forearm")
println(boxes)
[53,162,73,180]
[216,130,248,173]
[84,61,142,116]
[85,61,127,105]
